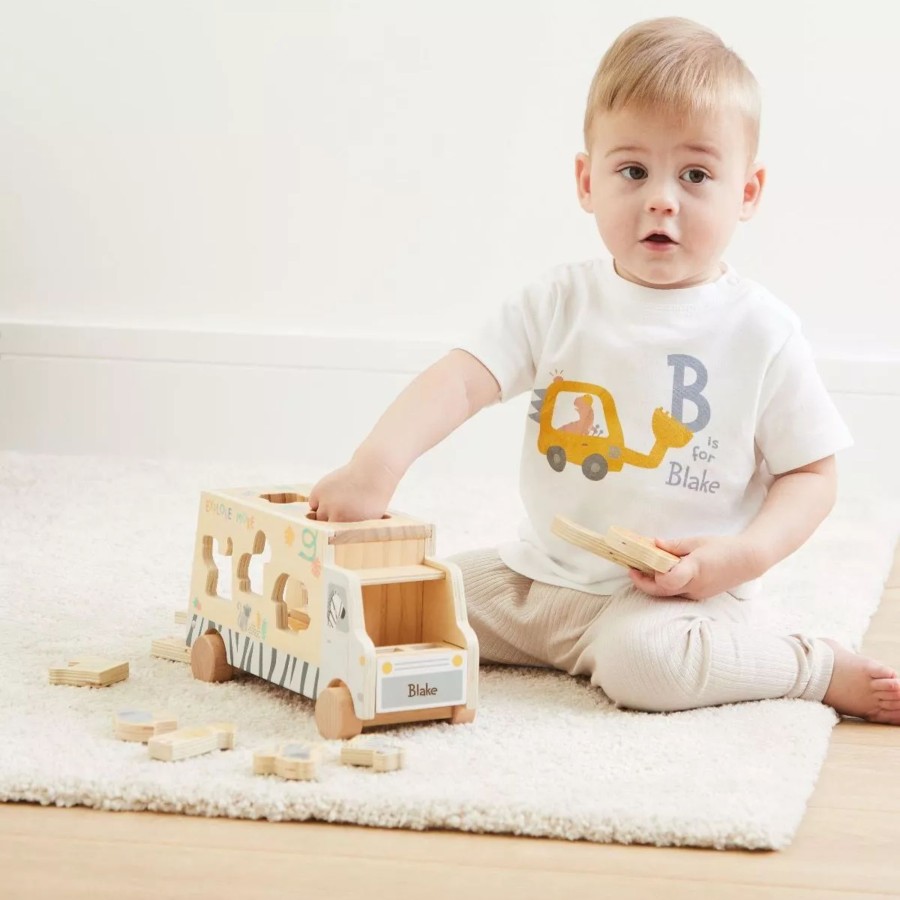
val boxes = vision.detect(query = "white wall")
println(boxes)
[1,0,898,354]
[1,1,898,499]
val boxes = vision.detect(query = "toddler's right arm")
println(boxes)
[308,349,500,521]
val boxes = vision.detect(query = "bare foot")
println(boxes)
[822,639,900,724]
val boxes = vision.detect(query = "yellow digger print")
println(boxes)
[531,379,693,480]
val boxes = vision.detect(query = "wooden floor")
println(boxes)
[4,550,900,900]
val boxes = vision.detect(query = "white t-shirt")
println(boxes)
[456,257,853,600]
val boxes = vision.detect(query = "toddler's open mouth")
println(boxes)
[642,232,677,244]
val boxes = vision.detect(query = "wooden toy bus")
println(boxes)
[182,484,478,739]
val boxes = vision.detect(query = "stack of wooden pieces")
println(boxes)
[551,515,679,575]
[48,658,129,687]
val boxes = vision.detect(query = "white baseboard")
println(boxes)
[2,322,898,498]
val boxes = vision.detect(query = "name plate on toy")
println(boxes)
[375,644,466,713]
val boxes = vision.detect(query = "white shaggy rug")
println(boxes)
[1,452,897,850]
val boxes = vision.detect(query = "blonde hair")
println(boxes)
[583,18,761,160]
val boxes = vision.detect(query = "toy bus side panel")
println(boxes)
[186,613,322,700]
[187,492,337,693]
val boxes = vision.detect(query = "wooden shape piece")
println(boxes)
[551,515,677,575]
[148,722,236,761]
[48,658,129,687]
[174,610,188,625]
[151,636,192,664]
[339,736,405,772]
[114,709,178,742]
[253,742,321,780]
[604,526,679,573]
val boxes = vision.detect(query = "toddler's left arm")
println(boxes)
[629,456,837,601]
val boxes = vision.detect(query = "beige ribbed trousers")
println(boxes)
[449,548,835,712]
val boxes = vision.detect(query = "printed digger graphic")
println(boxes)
[531,378,693,480]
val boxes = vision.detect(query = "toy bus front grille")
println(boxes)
[374,644,466,713]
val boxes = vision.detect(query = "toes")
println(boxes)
[867,662,899,680]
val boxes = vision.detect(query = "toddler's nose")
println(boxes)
[645,181,679,215]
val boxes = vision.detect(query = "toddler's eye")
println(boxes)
[619,165,647,181]
[681,168,709,184]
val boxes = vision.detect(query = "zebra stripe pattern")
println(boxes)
[187,613,320,700]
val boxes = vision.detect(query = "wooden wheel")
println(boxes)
[315,684,363,740]
[450,705,476,725]
[190,631,235,683]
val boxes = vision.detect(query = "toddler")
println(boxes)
[310,17,900,724]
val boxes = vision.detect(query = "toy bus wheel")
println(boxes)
[581,453,608,481]
[450,705,476,725]
[190,631,235,683]
[547,446,567,472]
[315,684,363,740]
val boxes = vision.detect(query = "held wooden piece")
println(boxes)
[148,722,236,761]
[551,515,678,575]
[114,709,178,742]
[48,658,129,687]
[151,636,192,664]
[340,736,405,772]
[253,742,321,780]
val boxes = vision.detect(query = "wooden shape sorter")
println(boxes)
[48,658,129,687]
[551,515,679,575]
[180,483,480,740]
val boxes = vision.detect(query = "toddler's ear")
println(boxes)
[740,163,766,221]
[575,153,593,213]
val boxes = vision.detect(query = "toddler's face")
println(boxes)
[576,107,764,289]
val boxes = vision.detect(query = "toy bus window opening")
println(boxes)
[361,583,425,647]
[273,573,311,631]
[202,536,233,601]
[236,531,271,599]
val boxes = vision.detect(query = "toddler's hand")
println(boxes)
[628,534,760,601]
[307,457,398,522]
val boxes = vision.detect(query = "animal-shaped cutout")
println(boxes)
[113,709,178,742]
[253,741,321,780]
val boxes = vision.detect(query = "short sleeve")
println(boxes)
[453,274,560,401]
[755,329,853,474]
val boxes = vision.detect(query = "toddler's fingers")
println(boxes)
[628,568,682,598]
[640,556,699,596]
[655,535,702,556]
